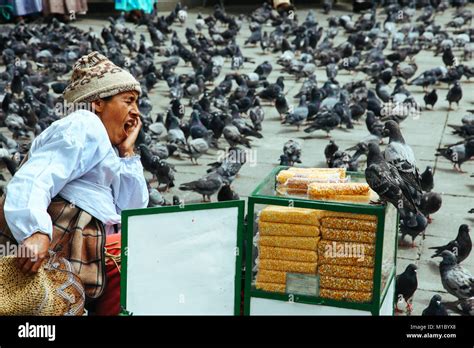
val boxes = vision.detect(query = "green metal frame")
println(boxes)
[120,200,245,316]
[244,166,397,316]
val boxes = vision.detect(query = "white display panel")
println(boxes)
[250,298,372,316]
[124,206,239,315]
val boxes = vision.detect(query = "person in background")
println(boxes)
[0,0,42,22]
[115,0,156,22]
[42,0,88,22]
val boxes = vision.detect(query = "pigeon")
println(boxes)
[424,89,438,109]
[283,96,309,130]
[365,143,418,219]
[457,297,474,316]
[435,138,474,172]
[400,212,429,247]
[419,192,442,223]
[167,116,186,145]
[446,81,463,110]
[217,183,240,201]
[249,98,264,132]
[324,140,339,166]
[223,118,252,149]
[180,133,211,165]
[147,183,167,207]
[422,295,449,316]
[383,121,422,206]
[442,46,456,67]
[179,172,223,202]
[448,123,474,138]
[395,264,418,314]
[304,109,341,136]
[437,250,474,300]
[420,166,434,192]
[282,139,302,167]
[275,94,289,121]
[430,225,472,264]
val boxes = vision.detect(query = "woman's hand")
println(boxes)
[17,232,51,275]
[118,117,142,158]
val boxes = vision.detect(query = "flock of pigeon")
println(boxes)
[0,0,473,315]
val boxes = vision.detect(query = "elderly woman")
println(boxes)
[0,52,149,315]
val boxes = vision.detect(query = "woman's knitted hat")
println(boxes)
[63,51,141,104]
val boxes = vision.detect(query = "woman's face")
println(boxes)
[94,91,140,146]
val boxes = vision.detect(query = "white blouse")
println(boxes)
[4,109,149,243]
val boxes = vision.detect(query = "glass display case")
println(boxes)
[244,166,398,316]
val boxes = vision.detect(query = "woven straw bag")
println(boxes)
[0,251,85,316]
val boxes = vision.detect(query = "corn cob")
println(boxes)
[321,218,377,232]
[259,206,320,226]
[256,269,287,284]
[259,236,320,251]
[308,194,374,204]
[321,227,376,244]
[317,211,377,221]
[259,246,318,263]
[277,169,346,187]
[319,288,372,302]
[320,275,373,292]
[318,264,374,281]
[255,281,286,293]
[259,259,317,274]
[307,182,370,198]
[258,221,320,237]
[318,240,375,256]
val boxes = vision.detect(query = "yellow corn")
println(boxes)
[256,269,286,284]
[259,206,320,225]
[319,288,372,302]
[259,246,318,263]
[309,194,374,204]
[321,218,377,232]
[259,259,317,274]
[318,264,374,281]
[317,211,377,221]
[307,182,370,197]
[318,240,375,256]
[320,275,373,292]
[258,221,320,237]
[321,227,376,244]
[259,236,320,251]
[255,282,286,293]
[277,169,346,187]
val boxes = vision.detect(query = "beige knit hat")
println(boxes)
[63,51,142,104]
[0,252,85,316]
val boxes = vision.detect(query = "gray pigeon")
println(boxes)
[179,172,223,202]
[383,121,422,206]
[438,250,474,300]
[435,138,474,172]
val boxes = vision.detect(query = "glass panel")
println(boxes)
[380,203,397,303]
[250,202,377,304]
[253,169,375,206]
